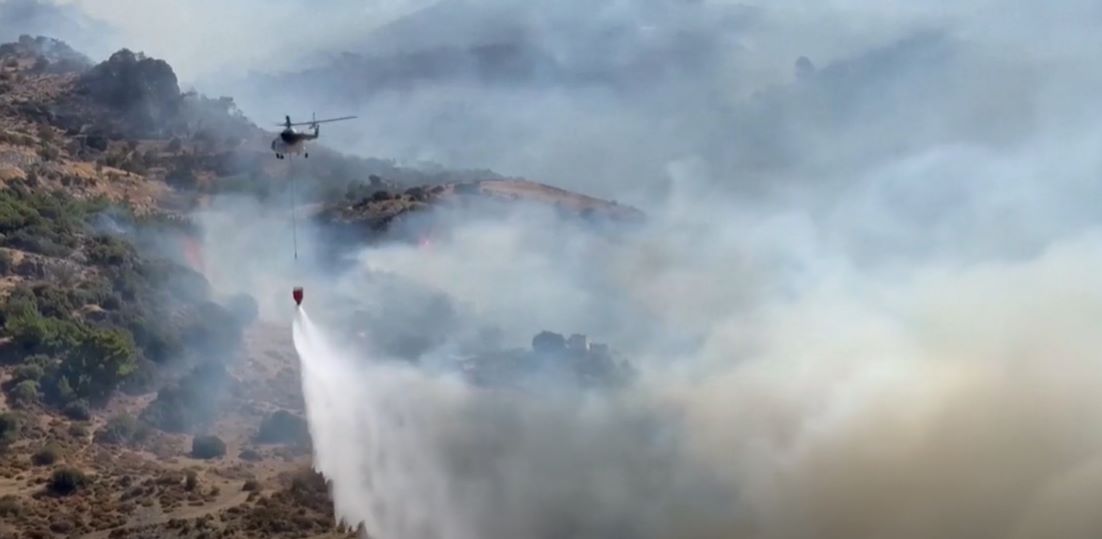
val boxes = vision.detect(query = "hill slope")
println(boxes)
[0,34,643,539]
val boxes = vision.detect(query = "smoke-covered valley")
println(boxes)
[4,1,1102,538]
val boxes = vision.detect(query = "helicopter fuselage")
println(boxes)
[271,126,318,159]
[271,114,354,159]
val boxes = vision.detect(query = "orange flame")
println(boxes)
[183,236,204,274]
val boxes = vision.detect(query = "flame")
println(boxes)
[183,236,205,274]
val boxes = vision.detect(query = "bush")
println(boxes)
[0,413,18,448]
[11,363,44,384]
[32,444,61,466]
[191,435,226,459]
[10,380,40,407]
[85,235,133,266]
[3,289,138,406]
[57,327,138,404]
[185,470,198,491]
[242,479,259,492]
[48,467,88,496]
[62,399,91,421]
[0,188,93,257]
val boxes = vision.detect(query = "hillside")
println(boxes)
[0,35,642,539]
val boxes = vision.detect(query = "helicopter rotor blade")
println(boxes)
[276,115,357,127]
[308,115,358,125]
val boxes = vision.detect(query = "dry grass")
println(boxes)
[0,323,330,536]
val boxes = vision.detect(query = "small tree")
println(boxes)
[59,328,137,404]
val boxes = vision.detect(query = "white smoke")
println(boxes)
[293,220,1102,539]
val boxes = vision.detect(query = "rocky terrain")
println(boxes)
[0,34,642,539]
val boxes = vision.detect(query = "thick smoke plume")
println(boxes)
[213,2,1102,537]
[287,208,1102,539]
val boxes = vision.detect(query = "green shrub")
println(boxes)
[5,310,85,355]
[191,435,226,459]
[85,235,133,266]
[57,327,137,404]
[10,380,40,407]
[62,399,91,421]
[48,467,88,496]
[0,188,95,257]
[0,413,18,448]
[11,363,44,384]
[31,284,79,318]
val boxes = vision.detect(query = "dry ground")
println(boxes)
[0,323,353,539]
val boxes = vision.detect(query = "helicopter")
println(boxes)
[271,113,356,159]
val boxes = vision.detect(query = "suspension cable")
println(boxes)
[291,171,299,260]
